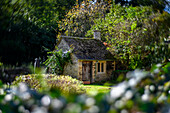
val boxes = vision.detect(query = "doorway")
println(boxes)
[82,61,92,83]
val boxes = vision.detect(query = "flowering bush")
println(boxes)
[0,63,169,113]
[13,74,84,95]
[109,63,170,112]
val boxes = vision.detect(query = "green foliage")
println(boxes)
[43,49,72,74]
[114,0,169,12]
[13,74,84,95]
[59,0,111,37]
[0,63,169,113]
[0,0,76,66]
[0,62,3,67]
[87,5,170,69]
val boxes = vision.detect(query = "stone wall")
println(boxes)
[78,61,82,80]
[64,59,115,82]
[58,39,79,78]
[63,54,79,78]
[96,61,107,82]
[94,61,115,82]
[92,61,96,83]
[95,73,107,81]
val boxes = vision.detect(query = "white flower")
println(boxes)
[86,98,95,106]
[21,92,31,100]
[41,95,51,106]
[149,85,155,92]
[51,99,63,109]
[125,90,133,100]
[154,68,159,74]
[115,100,124,108]
[128,78,137,87]
[121,109,128,113]
[5,94,13,101]
[111,82,128,99]
[18,83,28,93]
[141,94,149,101]
[63,51,68,54]
[127,69,147,81]
[157,94,167,103]
[88,105,99,113]
[156,63,161,67]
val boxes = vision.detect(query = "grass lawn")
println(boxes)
[83,85,111,96]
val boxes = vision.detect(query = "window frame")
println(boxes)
[97,61,105,73]
[101,63,104,72]
[98,63,100,72]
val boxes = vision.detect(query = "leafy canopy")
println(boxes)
[114,0,170,12]
[86,4,170,69]
[0,0,76,65]
[59,0,112,37]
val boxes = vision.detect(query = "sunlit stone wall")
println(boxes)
[63,54,79,79]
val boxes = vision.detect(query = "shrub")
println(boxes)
[43,49,72,74]
[111,70,130,80]
[13,74,84,95]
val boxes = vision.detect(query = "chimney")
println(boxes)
[93,30,101,40]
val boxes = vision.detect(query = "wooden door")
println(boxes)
[82,61,92,82]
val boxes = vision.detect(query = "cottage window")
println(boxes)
[101,63,104,72]
[97,62,105,73]
[98,63,100,72]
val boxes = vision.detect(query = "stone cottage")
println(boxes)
[57,31,115,83]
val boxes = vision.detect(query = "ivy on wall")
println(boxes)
[43,49,72,74]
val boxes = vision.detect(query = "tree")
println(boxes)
[0,0,76,65]
[59,0,111,37]
[114,0,170,12]
[86,4,170,69]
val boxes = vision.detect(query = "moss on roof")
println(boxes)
[62,37,114,60]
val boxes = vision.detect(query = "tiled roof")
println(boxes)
[62,36,114,60]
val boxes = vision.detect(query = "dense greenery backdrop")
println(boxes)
[0,0,76,65]
[59,0,170,69]
[86,5,170,69]
[0,0,169,69]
